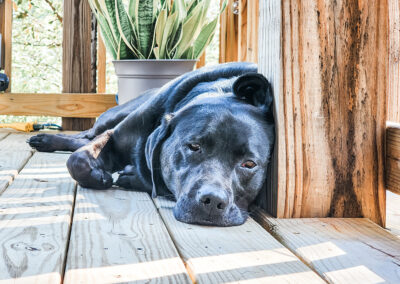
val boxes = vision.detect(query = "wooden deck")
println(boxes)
[0,130,399,283]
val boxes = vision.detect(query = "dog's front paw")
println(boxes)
[115,165,137,189]
[28,134,57,152]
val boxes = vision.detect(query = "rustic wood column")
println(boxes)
[259,0,388,226]
[0,0,12,92]
[62,0,96,130]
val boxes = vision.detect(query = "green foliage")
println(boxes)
[89,0,227,60]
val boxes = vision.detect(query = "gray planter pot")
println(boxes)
[112,59,198,105]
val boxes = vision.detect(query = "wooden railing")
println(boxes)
[0,0,258,125]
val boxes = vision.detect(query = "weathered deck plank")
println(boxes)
[0,132,9,141]
[0,133,35,151]
[0,151,33,195]
[387,190,400,237]
[0,152,76,283]
[0,131,34,195]
[64,189,191,283]
[154,197,324,283]
[253,210,400,284]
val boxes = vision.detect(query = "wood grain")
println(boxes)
[64,189,191,283]
[0,152,76,283]
[388,0,400,122]
[0,93,116,118]
[386,122,400,194]
[219,0,238,63]
[259,0,387,225]
[0,0,12,92]
[196,52,206,69]
[0,133,35,151]
[246,0,259,63]
[97,32,106,94]
[0,151,33,195]
[154,197,324,283]
[62,0,96,130]
[386,190,400,237]
[238,0,248,62]
[253,209,400,284]
[0,132,9,141]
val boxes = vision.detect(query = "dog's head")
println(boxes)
[146,73,275,226]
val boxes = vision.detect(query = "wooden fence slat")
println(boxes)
[254,210,400,284]
[196,52,206,69]
[246,0,259,63]
[0,0,12,92]
[0,152,76,282]
[0,93,116,118]
[97,32,106,94]
[153,197,324,283]
[64,189,191,283]
[219,0,238,63]
[238,0,248,62]
[259,0,387,225]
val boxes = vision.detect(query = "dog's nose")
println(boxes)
[198,187,229,212]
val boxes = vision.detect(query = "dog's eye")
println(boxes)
[241,160,257,169]
[188,143,201,151]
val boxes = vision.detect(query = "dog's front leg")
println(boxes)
[67,130,114,189]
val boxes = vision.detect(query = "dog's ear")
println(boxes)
[145,113,174,198]
[233,73,273,113]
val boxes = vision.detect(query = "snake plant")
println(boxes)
[89,0,227,60]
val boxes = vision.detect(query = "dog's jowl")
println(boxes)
[28,62,275,226]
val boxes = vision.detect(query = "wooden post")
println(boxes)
[259,0,387,226]
[0,0,12,92]
[62,0,96,130]
[219,0,238,63]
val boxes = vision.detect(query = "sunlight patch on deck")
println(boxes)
[64,257,188,283]
[296,241,346,261]
[325,265,385,284]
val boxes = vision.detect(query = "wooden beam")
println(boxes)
[0,0,12,92]
[258,0,387,225]
[62,0,96,130]
[97,32,107,93]
[253,209,400,284]
[154,197,324,283]
[0,93,116,118]
[219,0,238,63]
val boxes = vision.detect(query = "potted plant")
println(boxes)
[88,0,226,104]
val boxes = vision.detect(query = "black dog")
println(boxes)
[28,62,275,226]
